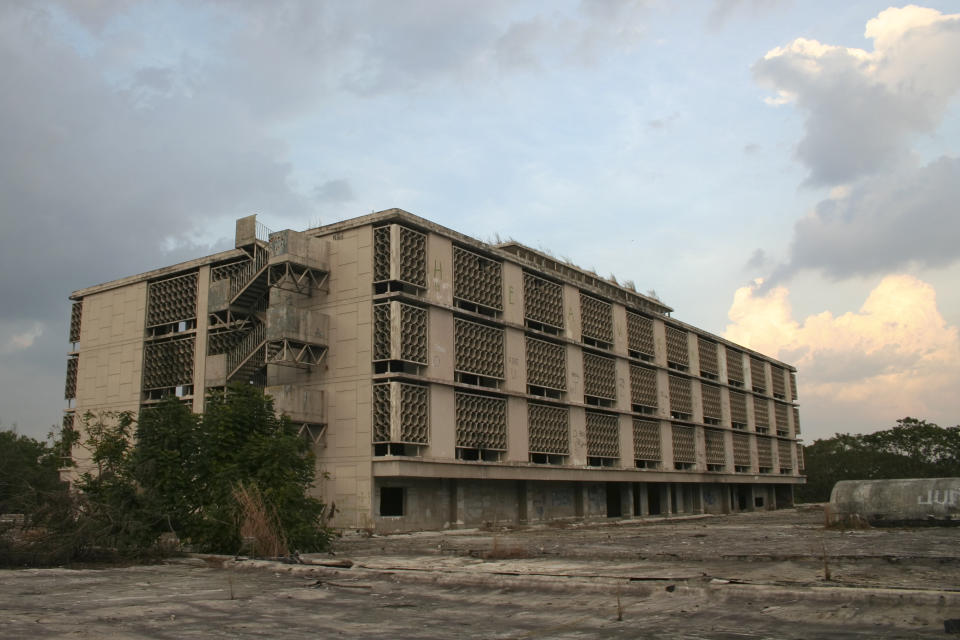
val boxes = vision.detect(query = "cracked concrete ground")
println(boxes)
[2,506,959,639]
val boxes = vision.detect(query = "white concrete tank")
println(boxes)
[829,478,960,525]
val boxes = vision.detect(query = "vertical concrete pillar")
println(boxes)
[617,414,633,469]
[429,385,455,459]
[659,420,674,471]
[615,358,631,412]
[502,262,524,326]
[652,318,668,368]
[506,396,528,463]
[567,344,584,404]
[504,328,526,394]
[569,406,587,466]
[694,425,706,471]
[426,307,454,380]
[636,483,649,516]
[426,232,453,307]
[562,284,581,343]
[192,265,210,413]
[687,332,700,376]
[612,303,628,357]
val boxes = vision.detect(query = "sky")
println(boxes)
[1,0,958,443]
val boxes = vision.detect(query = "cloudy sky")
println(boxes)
[1,0,958,442]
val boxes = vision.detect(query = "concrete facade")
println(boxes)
[64,209,805,532]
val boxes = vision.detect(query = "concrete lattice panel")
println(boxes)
[528,403,569,455]
[727,347,744,385]
[668,375,692,415]
[730,390,747,426]
[753,395,769,428]
[454,247,503,311]
[750,357,767,393]
[733,433,751,467]
[701,383,722,421]
[455,318,504,379]
[697,337,718,376]
[757,436,774,468]
[455,392,507,450]
[523,273,564,330]
[585,411,619,459]
[672,425,696,463]
[583,352,616,401]
[69,302,82,343]
[629,365,658,409]
[525,337,566,391]
[580,294,613,344]
[626,311,655,358]
[704,428,725,465]
[665,326,689,368]
[146,272,197,327]
[142,337,194,390]
[632,419,661,461]
[373,226,391,283]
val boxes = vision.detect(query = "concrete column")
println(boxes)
[426,232,453,306]
[569,406,587,466]
[687,331,700,376]
[426,307,454,380]
[652,318,668,368]
[636,483,649,516]
[562,284,581,342]
[503,328,526,394]
[617,414,633,469]
[192,265,210,413]
[615,358,631,412]
[694,425,707,471]
[663,484,674,514]
[622,483,634,517]
[659,420,674,470]
[506,396,528,463]
[429,385,455,459]
[502,261,524,326]
[566,344,584,403]
[612,303,628,357]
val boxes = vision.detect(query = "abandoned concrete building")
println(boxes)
[64,209,805,532]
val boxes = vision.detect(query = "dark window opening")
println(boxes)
[525,319,562,335]
[585,395,615,408]
[671,411,692,420]
[734,465,750,473]
[530,453,565,465]
[674,461,694,470]
[380,487,404,517]
[667,362,688,372]
[454,298,499,318]
[583,336,612,350]
[704,417,721,425]
[635,459,659,469]
[754,496,765,508]
[706,463,725,472]
[373,360,424,375]
[528,385,564,399]
[587,456,617,467]
[632,404,657,415]
[628,349,654,362]
[606,483,622,518]
[758,466,772,474]
[456,447,503,462]
[700,370,719,380]
[455,372,501,389]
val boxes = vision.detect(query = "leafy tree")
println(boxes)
[0,428,64,519]
[798,418,960,502]
[75,384,331,555]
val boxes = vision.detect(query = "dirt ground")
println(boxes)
[2,506,959,639]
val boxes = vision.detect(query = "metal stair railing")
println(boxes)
[227,323,266,380]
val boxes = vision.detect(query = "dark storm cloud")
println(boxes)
[770,157,960,281]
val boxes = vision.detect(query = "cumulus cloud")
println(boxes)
[754,5,960,186]
[725,275,960,437]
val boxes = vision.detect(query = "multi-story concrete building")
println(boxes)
[64,209,804,532]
